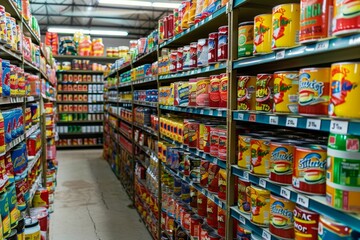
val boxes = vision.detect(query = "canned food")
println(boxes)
[238,135,252,170]
[197,38,209,67]
[206,199,218,229]
[219,73,228,108]
[190,215,202,239]
[183,45,191,70]
[177,47,184,71]
[208,32,218,64]
[196,77,210,106]
[249,185,271,227]
[200,160,210,187]
[273,71,299,113]
[238,178,251,214]
[190,42,197,69]
[188,80,197,106]
[294,205,319,239]
[270,140,296,185]
[209,75,220,107]
[210,127,219,158]
[218,126,227,161]
[298,68,330,115]
[217,208,226,237]
[254,14,272,55]
[170,50,177,73]
[251,137,271,176]
[300,0,333,43]
[237,223,252,239]
[318,215,353,239]
[293,144,327,194]
[208,163,220,193]
[197,193,207,217]
[329,62,360,118]
[218,169,226,201]
[272,4,300,49]
[256,74,273,112]
[237,75,256,111]
[332,0,360,36]
[203,124,213,153]
[270,194,295,239]
[218,26,228,61]
[238,21,254,58]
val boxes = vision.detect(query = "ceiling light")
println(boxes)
[98,0,180,9]
[48,27,128,36]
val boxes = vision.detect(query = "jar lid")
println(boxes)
[24,217,39,229]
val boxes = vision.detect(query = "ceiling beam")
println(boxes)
[38,23,153,31]
[33,13,161,22]
[30,1,173,13]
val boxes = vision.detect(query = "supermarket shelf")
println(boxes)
[132,76,157,87]
[159,6,226,49]
[58,81,104,85]
[59,111,104,114]
[233,34,360,72]
[135,142,158,161]
[231,165,360,232]
[2,0,22,20]
[234,0,297,8]
[0,97,25,105]
[0,44,22,61]
[233,111,360,135]
[106,63,131,78]
[57,144,103,149]
[54,55,119,62]
[159,61,227,81]
[160,105,227,118]
[39,69,49,81]
[133,122,158,138]
[132,49,157,67]
[26,96,40,102]
[133,100,158,108]
[57,70,104,74]
[230,207,276,240]
[22,20,40,45]
[58,132,103,136]
[57,101,104,104]
[161,136,226,169]
[107,86,118,91]
[162,162,226,210]
[2,134,25,156]
[119,129,132,141]
[118,81,132,88]
[24,59,40,73]
[27,149,42,173]
[28,173,42,203]
[119,117,133,126]
[107,99,132,104]
[57,120,103,124]
[58,91,92,94]
[26,123,40,137]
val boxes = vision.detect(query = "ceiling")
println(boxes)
[30,0,179,39]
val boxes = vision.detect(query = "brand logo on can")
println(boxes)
[271,147,293,174]
[271,201,294,227]
[299,152,326,184]
[299,73,325,105]
[330,66,357,107]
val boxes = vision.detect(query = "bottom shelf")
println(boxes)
[57,144,103,149]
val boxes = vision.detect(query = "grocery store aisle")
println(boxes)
[51,150,151,240]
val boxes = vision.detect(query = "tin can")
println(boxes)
[0,5,6,43]
[332,0,360,36]
[237,75,257,111]
[249,185,271,227]
[254,14,272,55]
[238,21,254,58]
[218,126,227,161]
[294,205,319,240]
[168,14,174,38]
[293,144,327,194]
[238,178,251,214]
[189,80,197,106]
[177,47,184,71]
[208,163,220,193]
[219,73,228,108]
[158,18,164,41]
[210,127,219,157]
[197,38,209,67]
[251,137,271,176]
[238,134,252,169]
[9,17,16,51]
[300,0,333,43]
[218,169,226,200]
[200,223,212,240]
[207,199,218,229]
[329,62,360,118]
[197,193,207,217]
[270,194,295,239]
[318,215,354,239]
[208,32,218,64]
[200,160,210,187]
[198,123,205,151]
[272,4,300,49]
[170,50,177,73]
[327,133,360,213]
[217,208,226,237]
[196,77,210,106]
[273,71,299,113]
[218,26,228,61]
[190,215,202,239]
[298,67,330,115]
[237,224,252,239]
[270,140,296,185]
[203,124,213,153]
[190,42,198,69]
[183,45,191,70]
[209,75,220,107]
[256,74,273,112]
[5,12,12,46]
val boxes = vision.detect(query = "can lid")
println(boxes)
[238,21,254,26]
[24,217,39,228]
[7,229,17,239]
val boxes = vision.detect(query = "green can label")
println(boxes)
[238,23,254,58]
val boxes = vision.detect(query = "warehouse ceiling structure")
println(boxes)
[30,0,181,39]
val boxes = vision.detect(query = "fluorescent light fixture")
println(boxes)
[47,27,128,36]
[98,0,180,9]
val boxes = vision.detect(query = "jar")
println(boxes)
[24,217,40,240]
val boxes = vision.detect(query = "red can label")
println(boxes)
[218,26,228,61]
[209,75,220,107]
[218,128,227,161]
[210,127,219,157]
[170,51,177,73]
[208,163,220,193]
[208,32,218,64]
[190,42,197,69]
[219,74,228,108]
[256,74,273,112]
[177,48,184,71]
[206,199,218,229]
[294,205,319,240]
[197,193,207,217]
[200,160,210,187]
[217,208,226,237]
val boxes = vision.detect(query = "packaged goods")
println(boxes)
[238,22,254,58]
[249,185,270,227]
[208,32,218,64]
[332,0,360,36]
[273,71,299,113]
[218,26,228,61]
[255,74,273,112]
[254,14,272,55]
[270,194,295,239]
[238,178,251,214]
[294,205,319,239]
[237,75,256,111]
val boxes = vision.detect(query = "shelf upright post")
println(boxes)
[40,95,47,187]
[131,62,136,204]
[225,1,239,239]
[156,45,162,240]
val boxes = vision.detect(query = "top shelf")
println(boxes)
[54,55,119,63]
[2,0,21,21]
[132,49,158,68]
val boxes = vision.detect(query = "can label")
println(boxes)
[329,62,360,118]
[238,135,252,169]
[218,169,226,200]
[218,128,227,161]
[238,178,251,214]
[203,124,212,153]
[206,199,218,228]
[196,79,210,106]
[318,215,353,239]
[210,127,219,157]
[300,0,333,42]
[208,163,220,193]
[298,68,330,115]
[197,194,207,217]
[200,160,210,187]
[218,26,228,61]
[270,142,294,185]
[272,4,300,49]
[217,208,226,237]
[190,42,197,69]
[177,48,183,71]
[237,76,256,111]
[254,14,272,54]
[219,75,228,108]
[208,32,218,64]
[270,194,295,239]
[256,74,273,112]
[197,38,208,67]
[249,185,271,227]
[251,138,271,176]
[209,75,220,107]
[170,51,177,73]
[238,23,254,58]
[273,71,299,113]
[332,0,360,36]
[294,206,319,240]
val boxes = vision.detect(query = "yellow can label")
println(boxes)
[254,14,272,54]
[273,71,299,113]
[238,135,252,169]
[25,231,40,240]
[250,185,271,226]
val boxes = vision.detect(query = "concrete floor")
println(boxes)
[51,149,152,240]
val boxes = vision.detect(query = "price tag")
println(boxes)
[209,109,214,115]
[239,215,246,224]
[306,119,321,130]
[208,194,215,201]
[269,116,279,125]
[276,50,285,59]
[213,158,218,165]
[280,187,291,199]
[249,114,256,122]
[237,113,244,120]
[286,117,298,127]
[296,194,309,208]
[259,179,267,188]
[262,230,272,240]
[205,66,210,71]
[218,111,223,117]
[200,109,204,114]
[330,120,348,134]
[349,35,360,45]
[315,40,329,50]
[208,14,213,20]
[197,69,201,73]
[243,171,249,180]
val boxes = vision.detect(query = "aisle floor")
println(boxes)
[51,150,152,240]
